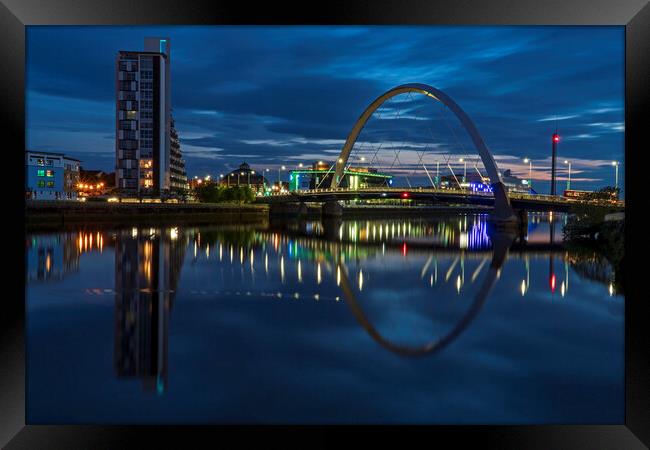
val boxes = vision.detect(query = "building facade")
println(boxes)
[169,115,188,194]
[26,150,80,200]
[115,37,172,196]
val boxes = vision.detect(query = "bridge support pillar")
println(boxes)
[488,181,520,230]
[322,200,343,218]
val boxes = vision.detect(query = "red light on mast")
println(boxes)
[552,134,560,143]
[402,242,408,256]
[550,274,556,292]
[401,192,409,198]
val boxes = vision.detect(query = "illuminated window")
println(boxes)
[126,110,137,120]
[46,170,54,177]
[37,169,45,177]
[47,181,54,187]
[37,181,45,187]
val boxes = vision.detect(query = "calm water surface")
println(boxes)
[26,213,624,424]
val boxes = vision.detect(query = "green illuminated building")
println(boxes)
[289,161,393,191]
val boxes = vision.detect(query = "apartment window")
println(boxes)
[140,58,153,69]
[141,100,153,110]
[140,121,153,129]
[140,129,153,138]
[46,170,54,177]
[126,110,137,120]
[119,120,137,130]
[37,169,45,177]
[142,91,153,100]
[120,91,136,101]
[140,139,153,149]
[46,159,55,165]
[141,71,153,80]
[119,81,135,91]
[36,158,44,166]
[141,81,153,90]
[118,140,138,150]
[140,111,153,119]
[47,181,55,187]
[37,181,45,188]
[121,130,137,140]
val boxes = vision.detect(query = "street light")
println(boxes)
[611,161,619,190]
[524,158,532,190]
[459,158,466,184]
[278,165,286,189]
[564,160,571,191]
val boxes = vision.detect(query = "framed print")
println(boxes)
[2,0,648,448]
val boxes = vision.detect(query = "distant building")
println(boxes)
[438,169,530,193]
[116,37,173,196]
[219,162,269,192]
[26,150,80,200]
[289,161,393,191]
[500,169,530,193]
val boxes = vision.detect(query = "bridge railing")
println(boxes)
[265,187,624,207]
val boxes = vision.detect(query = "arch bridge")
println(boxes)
[259,83,624,216]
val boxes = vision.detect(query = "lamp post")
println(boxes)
[459,158,467,184]
[612,161,619,190]
[278,165,286,190]
[239,171,244,186]
[564,160,571,191]
[524,158,532,191]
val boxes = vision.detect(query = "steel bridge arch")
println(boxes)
[331,83,514,219]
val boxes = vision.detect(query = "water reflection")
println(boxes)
[26,213,622,402]
[113,227,186,394]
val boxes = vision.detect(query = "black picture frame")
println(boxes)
[2,0,648,447]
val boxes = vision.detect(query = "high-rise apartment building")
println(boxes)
[169,115,188,193]
[115,37,172,195]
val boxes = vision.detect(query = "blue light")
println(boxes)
[388,179,393,185]
[159,39,167,54]
[469,182,493,193]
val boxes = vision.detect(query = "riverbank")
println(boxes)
[564,210,625,294]
[25,200,269,231]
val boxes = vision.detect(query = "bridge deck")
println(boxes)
[258,187,624,212]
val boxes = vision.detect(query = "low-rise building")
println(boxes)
[289,161,393,191]
[219,162,269,192]
[26,150,81,200]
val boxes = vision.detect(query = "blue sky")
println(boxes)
[26,26,624,193]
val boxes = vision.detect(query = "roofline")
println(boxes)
[26,150,82,161]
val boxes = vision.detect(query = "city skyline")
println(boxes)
[26,25,624,193]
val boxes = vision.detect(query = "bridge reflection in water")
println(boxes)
[26,213,620,394]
